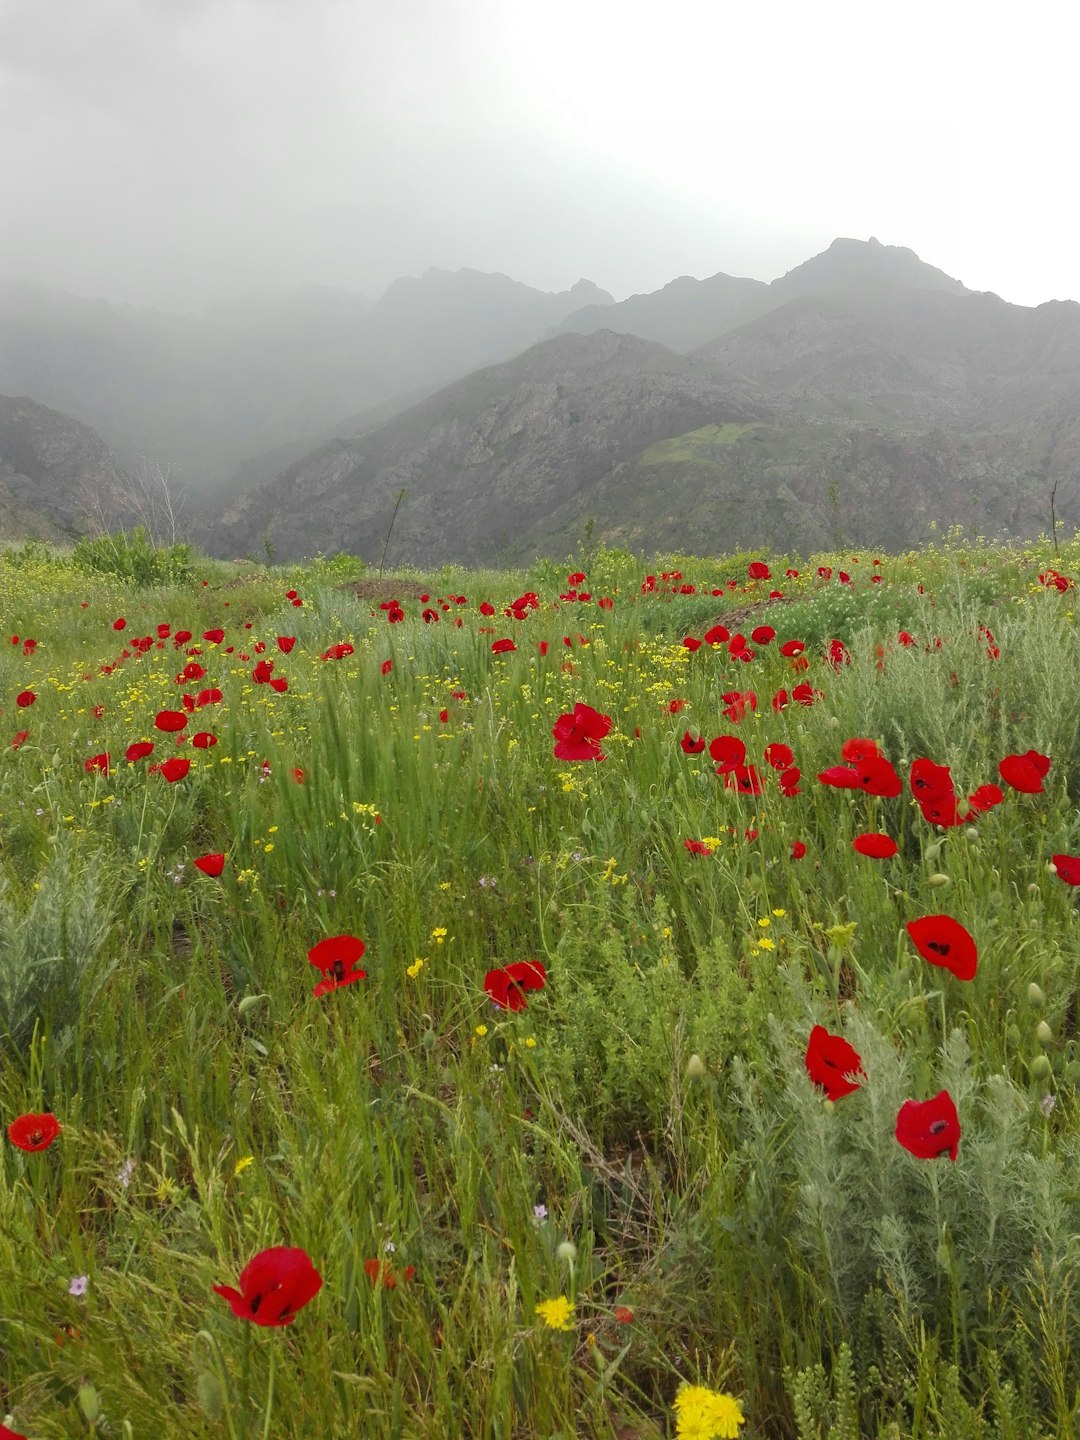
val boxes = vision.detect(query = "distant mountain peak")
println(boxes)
[774,237,969,297]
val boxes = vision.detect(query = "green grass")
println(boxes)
[1,535,1080,1438]
[638,422,765,466]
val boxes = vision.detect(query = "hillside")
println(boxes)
[194,239,1080,563]
[0,272,613,490]
[193,331,759,564]
[0,396,135,541]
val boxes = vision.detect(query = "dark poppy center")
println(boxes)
[928,942,951,957]
[929,1119,948,1134]
[331,959,346,980]
[29,1128,43,1145]
[250,1292,262,1314]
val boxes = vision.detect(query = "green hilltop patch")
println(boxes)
[638,421,764,465]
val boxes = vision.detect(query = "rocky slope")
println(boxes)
[0,396,136,541]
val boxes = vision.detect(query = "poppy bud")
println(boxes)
[927,873,951,888]
[965,827,979,840]
[1036,1020,1053,1046]
[1006,1023,1022,1049]
[1030,1055,1052,1081]
[828,716,840,728]
[1065,1059,1080,1085]
[685,1053,706,1082]
[79,1385,101,1424]
[1028,883,1041,894]
[1027,983,1046,1009]
[556,1241,578,1264]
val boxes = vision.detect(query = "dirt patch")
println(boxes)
[711,592,801,631]
[340,578,433,602]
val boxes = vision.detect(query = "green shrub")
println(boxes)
[71,527,194,586]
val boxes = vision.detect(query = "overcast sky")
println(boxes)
[2,0,1078,312]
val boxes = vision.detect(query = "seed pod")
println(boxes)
[1036,1020,1053,1046]
[1030,1055,1052,1081]
[1027,983,1046,1009]
[927,873,951,888]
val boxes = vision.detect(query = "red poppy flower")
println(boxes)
[160,757,190,783]
[84,752,110,774]
[751,625,776,645]
[292,767,306,784]
[364,1257,416,1288]
[308,934,367,997]
[764,742,794,770]
[747,561,771,580]
[321,642,354,661]
[0,1421,28,1439]
[1051,854,1080,886]
[113,617,127,631]
[827,639,850,669]
[910,757,954,800]
[791,683,821,706]
[722,690,757,723]
[805,1025,863,1100]
[683,838,713,856]
[182,661,206,681]
[708,734,746,773]
[12,730,29,750]
[682,636,702,651]
[125,741,154,762]
[491,638,516,654]
[703,624,730,645]
[268,676,289,693]
[7,1111,61,1151]
[895,1091,961,1160]
[998,750,1051,794]
[818,765,862,790]
[154,709,187,733]
[853,832,898,859]
[552,703,611,761]
[194,853,225,877]
[779,639,805,658]
[771,688,789,712]
[213,1246,323,1326]
[381,659,393,675]
[791,841,807,859]
[613,1305,635,1324]
[779,765,802,796]
[195,687,223,707]
[724,763,764,796]
[967,783,1003,814]
[906,914,978,980]
[841,737,881,762]
[16,690,36,707]
[202,628,225,644]
[191,731,217,749]
[252,660,275,684]
[680,729,706,755]
[483,960,547,1011]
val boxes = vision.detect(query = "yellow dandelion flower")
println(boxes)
[535,1295,575,1331]
[406,957,426,978]
[233,1155,254,1177]
[673,1384,745,1439]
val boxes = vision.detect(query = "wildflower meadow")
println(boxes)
[2,533,1080,1439]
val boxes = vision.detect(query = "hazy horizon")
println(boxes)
[3,0,1080,315]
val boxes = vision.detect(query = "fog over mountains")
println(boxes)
[3,237,1079,561]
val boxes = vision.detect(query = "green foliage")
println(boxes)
[72,527,194,586]
[2,539,1080,1436]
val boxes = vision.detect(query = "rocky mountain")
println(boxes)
[552,237,970,352]
[193,330,759,564]
[0,271,613,491]
[0,396,136,541]
[195,240,1080,563]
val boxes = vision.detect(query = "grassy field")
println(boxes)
[2,531,1080,1439]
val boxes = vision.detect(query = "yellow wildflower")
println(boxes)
[233,1155,254,1177]
[535,1295,575,1331]
[673,1383,745,1438]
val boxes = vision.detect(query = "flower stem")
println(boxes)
[261,1342,277,1440]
